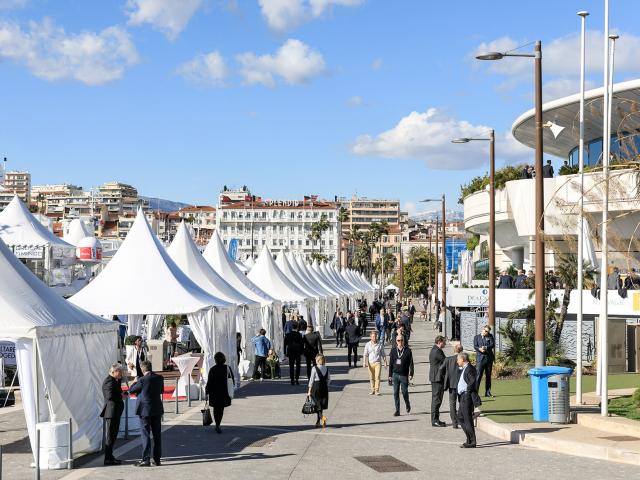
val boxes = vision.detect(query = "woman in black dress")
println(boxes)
[205,352,234,434]
[307,354,330,428]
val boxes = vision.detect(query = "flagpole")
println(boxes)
[576,10,589,406]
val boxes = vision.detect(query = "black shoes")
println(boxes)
[485,391,494,398]
[406,406,411,414]
[452,424,460,429]
[215,426,222,434]
[153,460,161,467]
[393,411,400,417]
[460,443,477,448]
[432,420,446,427]
[104,458,122,466]
[135,461,151,467]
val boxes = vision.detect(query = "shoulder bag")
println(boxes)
[201,398,213,426]
[227,365,235,400]
[301,396,316,415]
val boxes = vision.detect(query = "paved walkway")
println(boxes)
[4,320,639,479]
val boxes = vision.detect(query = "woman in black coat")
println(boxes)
[205,352,234,434]
[307,354,330,428]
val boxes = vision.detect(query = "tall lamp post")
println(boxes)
[421,196,447,331]
[477,41,545,367]
[452,129,496,328]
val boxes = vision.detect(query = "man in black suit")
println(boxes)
[474,325,495,397]
[344,318,361,368]
[542,159,554,178]
[128,360,164,467]
[455,352,478,448]
[100,363,125,465]
[303,326,323,379]
[438,344,464,429]
[429,336,446,427]
[284,321,304,385]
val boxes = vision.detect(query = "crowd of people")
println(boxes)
[100,296,493,467]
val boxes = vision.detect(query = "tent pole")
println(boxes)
[34,341,39,424]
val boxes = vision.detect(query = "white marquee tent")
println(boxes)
[202,233,283,357]
[70,210,236,373]
[0,237,118,460]
[63,219,93,247]
[275,252,322,328]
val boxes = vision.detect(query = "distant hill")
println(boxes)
[142,197,191,212]
[410,209,463,222]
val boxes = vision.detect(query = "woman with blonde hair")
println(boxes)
[307,354,330,427]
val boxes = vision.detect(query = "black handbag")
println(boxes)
[301,396,316,415]
[201,400,213,426]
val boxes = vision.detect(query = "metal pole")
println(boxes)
[488,130,496,329]
[67,417,73,469]
[34,342,40,425]
[124,391,129,440]
[428,232,432,321]
[434,219,439,303]
[187,370,192,408]
[441,195,446,307]
[534,40,546,367]
[0,445,3,480]
[35,428,40,480]
[576,10,589,406]
[175,377,179,414]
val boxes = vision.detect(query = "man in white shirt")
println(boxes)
[363,331,387,395]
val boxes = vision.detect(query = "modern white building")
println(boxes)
[217,188,340,262]
[464,79,640,273]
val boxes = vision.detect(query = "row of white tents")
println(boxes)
[0,203,377,462]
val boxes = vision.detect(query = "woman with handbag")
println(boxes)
[205,352,235,434]
[307,354,330,428]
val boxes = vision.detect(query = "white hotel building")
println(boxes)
[216,188,340,262]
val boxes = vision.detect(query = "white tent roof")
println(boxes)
[275,252,323,299]
[168,222,259,308]
[327,263,359,294]
[288,253,335,298]
[318,262,352,295]
[243,256,255,270]
[0,195,72,249]
[340,267,366,291]
[295,256,342,297]
[71,210,234,315]
[344,268,372,291]
[248,246,308,303]
[385,283,400,291]
[202,232,275,306]
[64,218,93,246]
[310,261,346,296]
[0,238,115,339]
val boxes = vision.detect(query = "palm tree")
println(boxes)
[308,213,330,254]
[553,254,595,343]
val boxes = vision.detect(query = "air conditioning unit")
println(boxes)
[146,340,167,372]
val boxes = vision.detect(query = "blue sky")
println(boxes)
[0,0,638,214]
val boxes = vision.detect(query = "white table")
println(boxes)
[171,354,200,399]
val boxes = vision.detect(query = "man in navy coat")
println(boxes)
[129,360,164,467]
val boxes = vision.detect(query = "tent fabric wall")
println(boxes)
[146,314,164,340]
[128,314,144,337]
[187,308,235,374]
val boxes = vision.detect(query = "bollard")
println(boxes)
[187,372,191,408]
[35,428,40,480]
[67,417,73,469]
[124,393,129,440]
[175,378,179,414]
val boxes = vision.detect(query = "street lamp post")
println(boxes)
[477,41,545,367]
[452,130,496,328]
[421,196,447,334]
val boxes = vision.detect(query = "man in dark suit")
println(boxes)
[429,336,446,427]
[437,344,464,429]
[344,318,361,368]
[128,360,164,467]
[543,159,554,178]
[284,321,304,385]
[474,325,495,397]
[100,363,125,465]
[455,352,478,448]
[303,326,323,379]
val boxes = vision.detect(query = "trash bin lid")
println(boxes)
[528,366,572,377]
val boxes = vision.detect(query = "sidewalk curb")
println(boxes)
[476,416,640,466]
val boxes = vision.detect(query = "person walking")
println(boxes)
[388,336,414,416]
[284,321,304,385]
[455,352,478,448]
[514,269,528,289]
[429,336,446,427]
[334,312,346,348]
[438,344,463,429]
[303,326,323,379]
[128,360,164,467]
[474,325,495,397]
[307,354,330,428]
[408,300,416,323]
[100,363,125,466]
[497,270,513,289]
[205,352,234,434]
[375,308,386,345]
[344,318,361,368]
[251,329,271,381]
[363,331,387,395]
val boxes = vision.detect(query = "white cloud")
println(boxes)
[236,39,326,87]
[543,78,597,101]
[0,18,138,86]
[0,0,28,9]
[348,95,363,106]
[371,57,383,70]
[403,201,417,216]
[177,50,228,86]
[351,108,529,170]
[258,0,364,32]
[126,0,203,40]
[474,30,640,94]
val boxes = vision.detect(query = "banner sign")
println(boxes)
[0,342,16,367]
[228,238,238,261]
[13,245,44,259]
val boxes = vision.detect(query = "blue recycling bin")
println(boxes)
[528,366,572,421]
